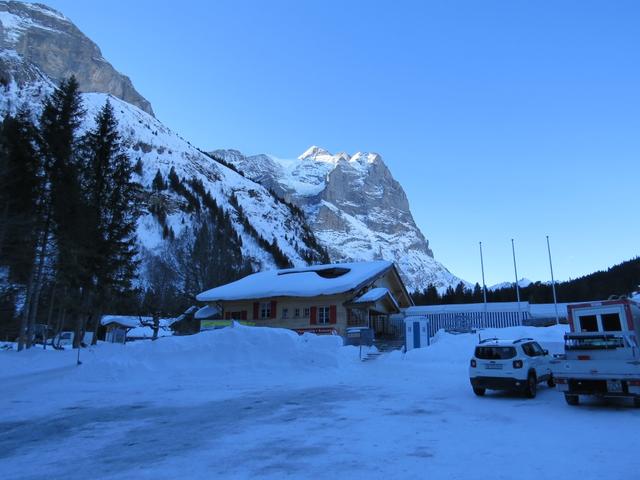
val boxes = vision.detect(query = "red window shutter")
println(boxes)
[270,300,277,319]
[253,302,259,320]
[330,305,337,324]
[241,311,247,320]
[310,306,317,325]
[225,311,231,320]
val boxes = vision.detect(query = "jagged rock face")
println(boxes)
[0,1,154,116]
[213,147,464,291]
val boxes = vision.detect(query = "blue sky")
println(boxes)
[44,0,640,286]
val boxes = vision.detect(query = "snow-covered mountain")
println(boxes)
[0,1,327,284]
[0,0,464,292]
[213,147,464,290]
[489,278,533,291]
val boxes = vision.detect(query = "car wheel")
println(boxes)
[547,375,555,388]
[564,394,579,406]
[525,373,537,398]
[473,387,486,396]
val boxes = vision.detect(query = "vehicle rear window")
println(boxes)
[565,335,625,350]
[475,346,517,360]
[601,313,622,331]
[578,315,598,332]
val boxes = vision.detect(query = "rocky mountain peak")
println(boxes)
[213,147,464,291]
[0,0,154,116]
[298,145,334,162]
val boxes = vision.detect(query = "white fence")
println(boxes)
[416,311,526,338]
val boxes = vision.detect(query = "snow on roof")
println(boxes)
[101,315,145,328]
[100,315,174,328]
[353,287,390,303]
[196,261,393,302]
[351,287,399,310]
[529,303,570,318]
[195,305,220,320]
[406,302,531,316]
[476,338,530,347]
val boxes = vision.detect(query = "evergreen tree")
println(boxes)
[0,109,41,284]
[472,283,484,302]
[152,169,166,191]
[37,76,87,348]
[80,100,142,343]
[134,158,143,176]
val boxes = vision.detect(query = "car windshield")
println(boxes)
[475,346,517,360]
[565,335,626,350]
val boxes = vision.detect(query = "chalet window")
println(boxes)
[260,302,271,319]
[282,308,289,319]
[318,306,330,324]
[303,307,310,317]
[294,308,300,318]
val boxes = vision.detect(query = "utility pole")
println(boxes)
[546,235,560,324]
[511,238,522,323]
[479,241,488,324]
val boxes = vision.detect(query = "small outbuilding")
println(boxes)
[100,315,173,343]
[405,316,429,350]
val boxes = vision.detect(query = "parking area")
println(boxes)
[2,326,640,479]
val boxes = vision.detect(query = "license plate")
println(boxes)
[485,364,503,370]
[607,380,623,393]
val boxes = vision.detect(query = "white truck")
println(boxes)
[552,298,640,407]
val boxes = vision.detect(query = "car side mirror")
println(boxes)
[543,349,549,356]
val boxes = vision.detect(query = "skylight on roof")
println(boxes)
[314,267,350,278]
[277,267,351,279]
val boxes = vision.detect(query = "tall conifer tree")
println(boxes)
[80,100,142,342]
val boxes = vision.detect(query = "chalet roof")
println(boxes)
[351,287,400,311]
[195,305,220,320]
[196,261,394,302]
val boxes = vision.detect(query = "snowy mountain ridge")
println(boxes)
[213,147,465,291]
[489,278,534,291]
[0,2,329,293]
[0,0,465,293]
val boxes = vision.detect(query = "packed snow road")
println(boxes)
[2,325,639,479]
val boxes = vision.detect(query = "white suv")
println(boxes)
[469,337,554,398]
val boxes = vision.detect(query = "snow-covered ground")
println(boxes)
[2,324,639,479]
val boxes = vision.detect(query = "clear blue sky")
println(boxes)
[43,0,640,286]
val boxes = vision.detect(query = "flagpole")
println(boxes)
[511,238,522,323]
[479,241,488,324]
[546,235,560,324]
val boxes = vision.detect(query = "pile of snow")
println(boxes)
[0,324,357,385]
[384,324,568,366]
[92,324,349,375]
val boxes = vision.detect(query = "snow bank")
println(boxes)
[93,324,348,373]
[0,324,355,384]
[383,324,568,366]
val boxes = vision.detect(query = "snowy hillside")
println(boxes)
[0,2,329,292]
[0,0,464,295]
[214,146,465,291]
[3,323,639,479]
[0,78,326,272]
